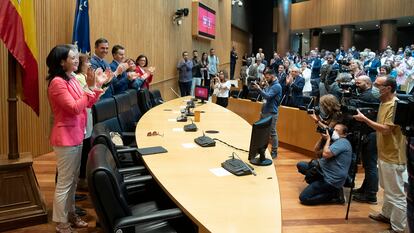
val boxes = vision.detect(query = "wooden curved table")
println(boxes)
[136,97,281,233]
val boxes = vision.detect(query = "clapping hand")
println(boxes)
[94,68,113,89]
[147,66,155,74]
[115,63,128,76]
[86,67,96,88]
[286,74,293,85]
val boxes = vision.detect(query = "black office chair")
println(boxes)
[114,92,138,132]
[230,89,240,98]
[87,144,184,233]
[125,89,143,123]
[92,97,117,126]
[246,89,262,102]
[138,89,153,114]
[150,89,164,106]
[91,122,141,168]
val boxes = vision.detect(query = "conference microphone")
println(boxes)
[232,152,256,176]
[170,87,181,98]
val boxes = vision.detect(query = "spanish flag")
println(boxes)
[0,0,39,115]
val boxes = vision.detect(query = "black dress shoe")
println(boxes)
[352,187,364,194]
[353,193,377,204]
[75,206,87,216]
[75,193,87,202]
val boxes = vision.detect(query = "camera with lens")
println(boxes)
[337,59,350,66]
[316,125,334,136]
[393,94,414,136]
[341,99,379,134]
[247,76,260,84]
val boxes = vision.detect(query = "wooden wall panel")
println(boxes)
[231,26,252,79]
[289,0,414,30]
[0,0,231,156]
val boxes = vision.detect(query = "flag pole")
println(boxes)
[7,51,19,160]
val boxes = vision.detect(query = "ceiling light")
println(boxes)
[322,31,325,34]
[375,24,379,27]
[409,22,412,25]
[359,27,363,30]
[232,0,243,7]
[334,29,336,31]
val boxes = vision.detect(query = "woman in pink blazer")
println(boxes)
[46,44,109,233]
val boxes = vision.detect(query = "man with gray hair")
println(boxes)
[364,52,381,82]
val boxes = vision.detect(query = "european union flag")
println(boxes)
[72,0,90,53]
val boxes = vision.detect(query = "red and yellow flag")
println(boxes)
[0,0,39,115]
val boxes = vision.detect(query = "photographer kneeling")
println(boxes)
[297,123,352,205]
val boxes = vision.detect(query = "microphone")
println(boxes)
[232,152,256,176]
[170,87,181,98]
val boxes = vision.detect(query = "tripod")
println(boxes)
[345,130,366,220]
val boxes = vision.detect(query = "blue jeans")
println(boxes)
[359,132,379,195]
[299,179,340,205]
[297,161,309,175]
[260,112,278,153]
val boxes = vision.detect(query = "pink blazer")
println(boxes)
[48,76,102,146]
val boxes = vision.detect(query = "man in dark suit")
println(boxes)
[91,38,125,99]
[109,45,130,95]
[230,46,238,80]
[281,66,305,107]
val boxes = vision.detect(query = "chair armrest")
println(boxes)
[123,175,152,185]
[113,208,183,231]
[118,166,147,174]
[121,132,136,138]
[117,147,138,154]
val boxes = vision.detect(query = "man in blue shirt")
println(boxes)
[177,51,193,97]
[252,69,282,158]
[297,123,352,205]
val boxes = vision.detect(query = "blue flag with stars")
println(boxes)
[72,0,90,53]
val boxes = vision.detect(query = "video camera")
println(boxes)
[337,59,351,73]
[393,94,414,136]
[341,99,379,134]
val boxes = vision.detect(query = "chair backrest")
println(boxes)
[150,89,164,106]
[87,144,132,233]
[137,89,153,114]
[90,122,123,168]
[92,97,117,126]
[125,89,143,123]
[114,92,136,132]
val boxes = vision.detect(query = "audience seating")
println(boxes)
[92,97,118,126]
[125,89,143,123]
[91,122,141,168]
[137,89,153,114]
[87,144,185,233]
[230,89,240,98]
[114,92,138,132]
